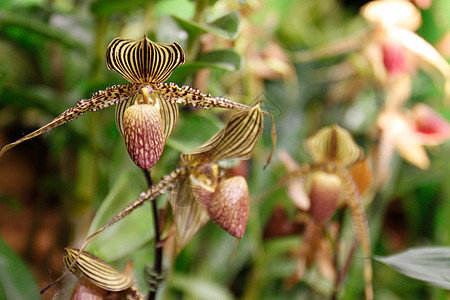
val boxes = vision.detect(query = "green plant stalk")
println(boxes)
[143,169,163,300]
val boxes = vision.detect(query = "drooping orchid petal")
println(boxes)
[0,84,139,157]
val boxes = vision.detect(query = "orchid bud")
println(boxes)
[309,172,342,223]
[206,176,249,238]
[122,104,165,169]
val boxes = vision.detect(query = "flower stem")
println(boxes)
[143,169,163,300]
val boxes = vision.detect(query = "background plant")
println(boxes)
[0,0,449,299]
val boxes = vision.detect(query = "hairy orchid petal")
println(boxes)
[64,248,134,292]
[0,84,139,158]
[106,36,185,84]
[336,167,373,300]
[306,124,363,166]
[203,176,249,239]
[151,82,250,110]
[123,104,165,169]
[181,102,264,165]
[308,172,342,223]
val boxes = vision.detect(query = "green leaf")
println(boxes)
[168,49,243,83]
[0,236,40,300]
[0,12,87,52]
[173,11,241,40]
[374,247,450,290]
[0,0,44,9]
[85,170,154,261]
[170,273,234,300]
[91,0,152,16]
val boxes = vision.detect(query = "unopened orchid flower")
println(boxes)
[281,125,373,300]
[0,36,249,169]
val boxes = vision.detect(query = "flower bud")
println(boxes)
[309,172,342,223]
[206,176,249,238]
[123,104,165,169]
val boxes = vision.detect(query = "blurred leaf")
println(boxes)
[171,273,234,300]
[0,12,87,52]
[154,0,195,19]
[0,0,44,9]
[168,49,243,83]
[0,236,40,299]
[156,16,189,47]
[85,170,154,261]
[374,247,450,290]
[173,11,241,40]
[91,0,151,16]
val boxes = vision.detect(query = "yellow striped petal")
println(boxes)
[106,36,185,84]
[64,248,134,292]
[181,103,263,166]
[305,124,363,166]
[154,92,179,139]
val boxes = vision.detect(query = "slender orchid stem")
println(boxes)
[143,169,163,300]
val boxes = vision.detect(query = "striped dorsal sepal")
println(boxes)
[180,102,264,166]
[305,124,363,167]
[64,248,134,292]
[106,36,185,84]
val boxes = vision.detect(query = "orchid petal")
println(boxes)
[151,82,250,110]
[0,84,139,157]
